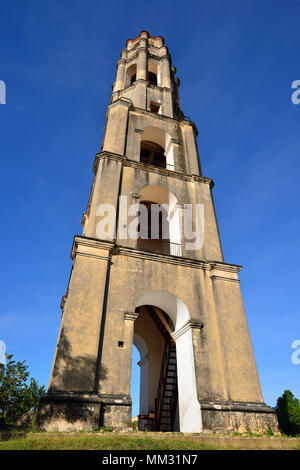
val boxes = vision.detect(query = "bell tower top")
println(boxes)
[111,31,183,120]
[126,30,165,49]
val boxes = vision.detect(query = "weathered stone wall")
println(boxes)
[202,409,278,433]
[37,400,101,432]
[42,230,273,432]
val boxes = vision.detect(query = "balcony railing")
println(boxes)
[137,239,182,256]
[141,160,175,171]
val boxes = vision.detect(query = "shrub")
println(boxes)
[0,354,45,429]
[275,390,300,436]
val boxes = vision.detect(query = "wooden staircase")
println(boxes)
[155,341,178,431]
[143,305,178,431]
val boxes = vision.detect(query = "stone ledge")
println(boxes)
[41,392,131,406]
[70,235,242,273]
[210,275,240,284]
[71,236,114,260]
[117,243,242,272]
[93,150,214,186]
[199,401,276,414]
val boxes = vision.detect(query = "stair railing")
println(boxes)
[155,341,170,431]
[169,366,178,430]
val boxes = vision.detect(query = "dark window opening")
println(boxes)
[150,102,160,114]
[137,200,169,254]
[130,73,136,85]
[148,72,157,86]
[140,141,166,169]
[138,201,165,239]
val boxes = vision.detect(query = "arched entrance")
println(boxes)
[133,305,179,431]
[132,290,202,433]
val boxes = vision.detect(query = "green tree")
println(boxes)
[275,390,300,436]
[0,354,45,429]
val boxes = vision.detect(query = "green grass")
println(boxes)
[1,431,299,450]
[0,433,219,450]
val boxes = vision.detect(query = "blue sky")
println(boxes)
[0,0,299,418]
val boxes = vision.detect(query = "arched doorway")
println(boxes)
[133,305,179,431]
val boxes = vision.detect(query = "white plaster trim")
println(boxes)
[75,252,111,261]
[173,320,204,340]
[124,311,139,321]
[133,333,149,415]
[176,325,202,432]
[137,355,149,367]
[210,275,240,283]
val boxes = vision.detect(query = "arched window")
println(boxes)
[137,200,169,254]
[134,185,182,256]
[138,200,167,239]
[140,126,175,171]
[148,61,160,86]
[126,63,137,87]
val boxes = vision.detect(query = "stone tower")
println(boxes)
[38,31,278,433]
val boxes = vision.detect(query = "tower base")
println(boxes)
[37,393,279,433]
[36,392,132,432]
[200,401,279,433]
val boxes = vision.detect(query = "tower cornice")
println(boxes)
[126,31,165,48]
[129,105,198,131]
[122,48,170,64]
[93,151,214,187]
[106,99,198,132]
[70,235,242,273]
